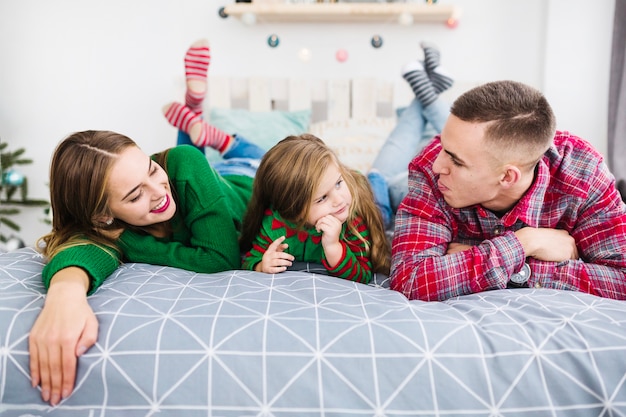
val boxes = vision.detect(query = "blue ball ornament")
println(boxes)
[2,168,24,186]
[267,34,280,48]
[371,35,383,49]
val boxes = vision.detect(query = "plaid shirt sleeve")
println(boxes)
[527,149,626,299]
[389,155,526,301]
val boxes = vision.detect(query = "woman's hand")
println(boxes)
[256,235,294,273]
[29,267,99,406]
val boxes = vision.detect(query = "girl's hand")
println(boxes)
[257,235,295,273]
[316,215,343,267]
[316,215,342,246]
[29,267,98,406]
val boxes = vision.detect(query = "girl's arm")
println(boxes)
[253,235,294,273]
[242,213,284,271]
[322,217,373,284]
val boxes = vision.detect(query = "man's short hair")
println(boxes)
[450,80,556,168]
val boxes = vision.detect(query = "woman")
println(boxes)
[28,39,263,406]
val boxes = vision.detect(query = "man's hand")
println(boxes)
[446,242,473,254]
[515,227,579,261]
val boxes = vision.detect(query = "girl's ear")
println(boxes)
[499,165,521,188]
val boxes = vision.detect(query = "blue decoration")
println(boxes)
[2,168,24,186]
[371,35,383,48]
[267,34,280,48]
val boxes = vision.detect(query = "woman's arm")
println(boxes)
[120,145,250,273]
[29,267,99,406]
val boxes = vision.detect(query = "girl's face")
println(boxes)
[306,162,352,226]
[106,146,176,226]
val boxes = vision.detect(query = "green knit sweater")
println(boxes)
[241,208,373,284]
[42,145,253,294]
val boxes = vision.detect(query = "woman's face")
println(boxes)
[106,146,176,226]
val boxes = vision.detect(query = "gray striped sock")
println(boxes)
[402,61,437,107]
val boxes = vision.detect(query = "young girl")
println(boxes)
[240,134,390,283]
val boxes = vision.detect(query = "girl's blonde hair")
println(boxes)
[38,130,138,260]
[240,134,390,275]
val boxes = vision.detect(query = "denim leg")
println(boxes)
[177,130,205,155]
[213,158,260,178]
[222,134,265,160]
[423,98,450,133]
[212,135,265,178]
[371,97,450,212]
[371,98,450,183]
[388,171,409,212]
[366,171,392,229]
[370,99,428,181]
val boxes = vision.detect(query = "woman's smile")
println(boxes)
[151,195,170,213]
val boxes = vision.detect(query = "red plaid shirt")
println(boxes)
[390,131,626,301]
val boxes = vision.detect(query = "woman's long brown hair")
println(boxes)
[38,130,138,260]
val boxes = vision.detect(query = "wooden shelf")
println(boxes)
[221,3,461,24]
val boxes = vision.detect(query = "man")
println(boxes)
[390,80,626,301]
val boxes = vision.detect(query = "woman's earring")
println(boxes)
[105,218,114,226]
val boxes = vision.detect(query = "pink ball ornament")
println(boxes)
[446,18,459,29]
[335,49,348,63]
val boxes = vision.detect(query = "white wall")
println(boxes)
[0,0,615,246]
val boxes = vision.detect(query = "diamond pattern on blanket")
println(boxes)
[1,247,626,417]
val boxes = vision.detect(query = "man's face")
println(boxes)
[432,115,506,211]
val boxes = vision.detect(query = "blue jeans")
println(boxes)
[177,131,265,178]
[370,98,449,214]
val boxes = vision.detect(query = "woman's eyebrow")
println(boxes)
[121,159,151,201]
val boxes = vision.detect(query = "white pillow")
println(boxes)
[308,117,396,173]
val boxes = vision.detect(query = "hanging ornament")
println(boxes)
[298,48,312,63]
[371,35,383,49]
[2,236,25,252]
[446,18,459,29]
[335,48,348,63]
[2,168,24,186]
[267,34,280,48]
[398,12,414,26]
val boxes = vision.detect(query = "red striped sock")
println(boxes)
[164,102,200,133]
[196,123,233,153]
[164,102,232,152]
[184,40,211,115]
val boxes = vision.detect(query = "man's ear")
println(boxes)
[499,165,521,188]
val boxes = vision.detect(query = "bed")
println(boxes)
[2,247,626,416]
[1,77,626,416]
